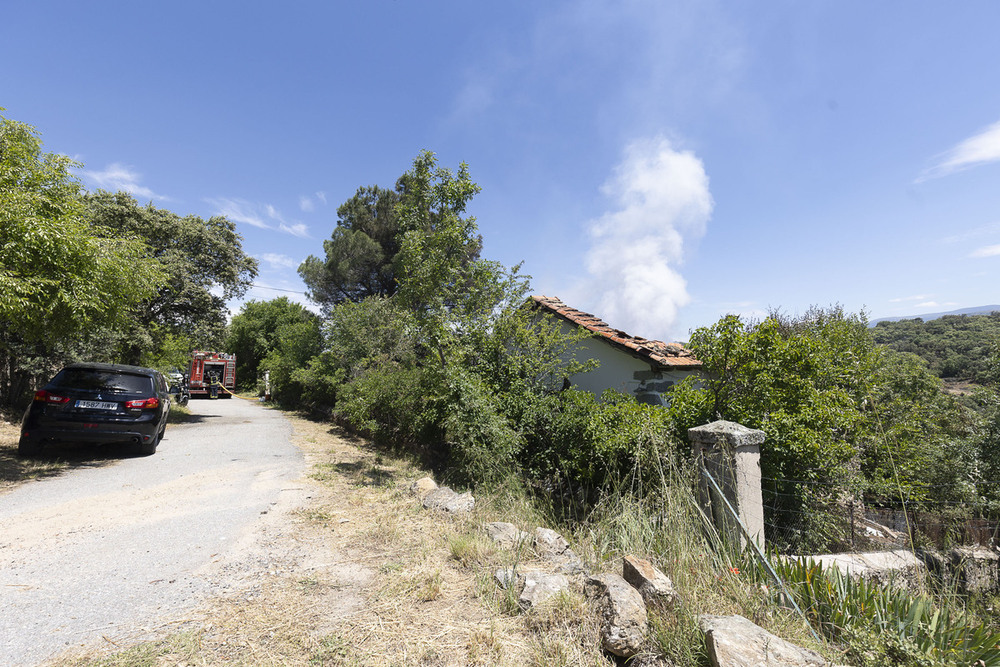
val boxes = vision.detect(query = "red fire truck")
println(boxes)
[189,351,236,398]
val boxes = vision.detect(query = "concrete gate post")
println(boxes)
[689,420,765,551]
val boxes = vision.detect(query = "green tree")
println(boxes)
[84,191,258,364]
[0,114,163,405]
[258,314,323,406]
[226,297,319,390]
[298,185,403,313]
[680,307,973,551]
[393,151,493,364]
[873,313,1000,383]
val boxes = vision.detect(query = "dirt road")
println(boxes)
[0,398,306,666]
[0,398,613,666]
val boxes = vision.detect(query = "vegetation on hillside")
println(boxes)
[873,313,1000,383]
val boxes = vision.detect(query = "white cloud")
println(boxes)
[259,253,300,270]
[299,191,327,213]
[279,222,310,238]
[941,220,1000,244]
[971,244,1000,258]
[206,198,271,229]
[583,136,712,340]
[918,119,1000,182]
[82,163,167,201]
[206,198,310,238]
[889,294,932,303]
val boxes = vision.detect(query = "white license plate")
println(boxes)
[75,400,118,410]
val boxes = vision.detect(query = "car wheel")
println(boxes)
[17,436,41,458]
[134,432,159,457]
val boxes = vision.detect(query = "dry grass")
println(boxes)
[50,411,617,667]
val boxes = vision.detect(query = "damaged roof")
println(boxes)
[530,295,702,369]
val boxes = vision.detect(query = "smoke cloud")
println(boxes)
[585,136,712,340]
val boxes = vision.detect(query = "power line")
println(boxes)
[249,283,308,295]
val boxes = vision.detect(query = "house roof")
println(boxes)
[530,295,702,370]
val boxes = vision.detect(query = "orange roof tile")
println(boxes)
[530,295,702,369]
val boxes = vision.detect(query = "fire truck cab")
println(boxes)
[189,351,236,398]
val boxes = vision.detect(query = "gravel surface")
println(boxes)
[0,398,306,667]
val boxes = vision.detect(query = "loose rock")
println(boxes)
[533,527,570,556]
[699,614,826,667]
[410,476,438,500]
[533,526,585,573]
[623,555,679,608]
[483,522,531,549]
[494,567,520,590]
[421,486,475,513]
[519,571,570,610]
[585,573,648,658]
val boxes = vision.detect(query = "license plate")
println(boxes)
[75,400,118,410]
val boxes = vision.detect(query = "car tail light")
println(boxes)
[126,397,160,409]
[34,390,70,404]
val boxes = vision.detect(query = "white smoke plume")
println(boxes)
[585,136,713,340]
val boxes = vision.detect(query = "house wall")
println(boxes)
[554,320,701,405]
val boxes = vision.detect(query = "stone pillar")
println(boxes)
[689,420,765,551]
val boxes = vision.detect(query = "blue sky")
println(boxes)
[4,1,1000,342]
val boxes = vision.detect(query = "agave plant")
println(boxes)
[775,557,1000,666]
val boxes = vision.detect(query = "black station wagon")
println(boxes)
[18,363,171,457]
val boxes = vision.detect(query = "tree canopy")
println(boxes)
[872,313,1000,383]
[298,185,403,313]
[84,190,258,364]
[677,307,977,551]
[298,157,485,315]
[0,114,164,404]
[226,297,320,390]
[0,116,162,346]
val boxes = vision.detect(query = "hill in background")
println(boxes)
[872,310,1000,383]
[871,305,1000,325]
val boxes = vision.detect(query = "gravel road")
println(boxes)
[0,398,305,666]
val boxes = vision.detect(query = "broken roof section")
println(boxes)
[530,295,702,370]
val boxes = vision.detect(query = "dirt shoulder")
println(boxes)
[49,410,609,667]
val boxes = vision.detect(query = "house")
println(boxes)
[530,295,703,405]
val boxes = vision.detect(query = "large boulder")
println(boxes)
[699,615,826,667]
[585,573,648,658]
[921,546,1000,595]
[796,550,924,588]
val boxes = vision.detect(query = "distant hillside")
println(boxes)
[872,311,1000,382]
[871,305,1000,325]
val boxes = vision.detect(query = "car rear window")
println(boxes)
[51,369,154,393]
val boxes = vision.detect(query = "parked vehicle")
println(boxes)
[18,363,171,457]
[188,351,236,399]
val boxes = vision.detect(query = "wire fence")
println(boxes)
[759,473,1000,554]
